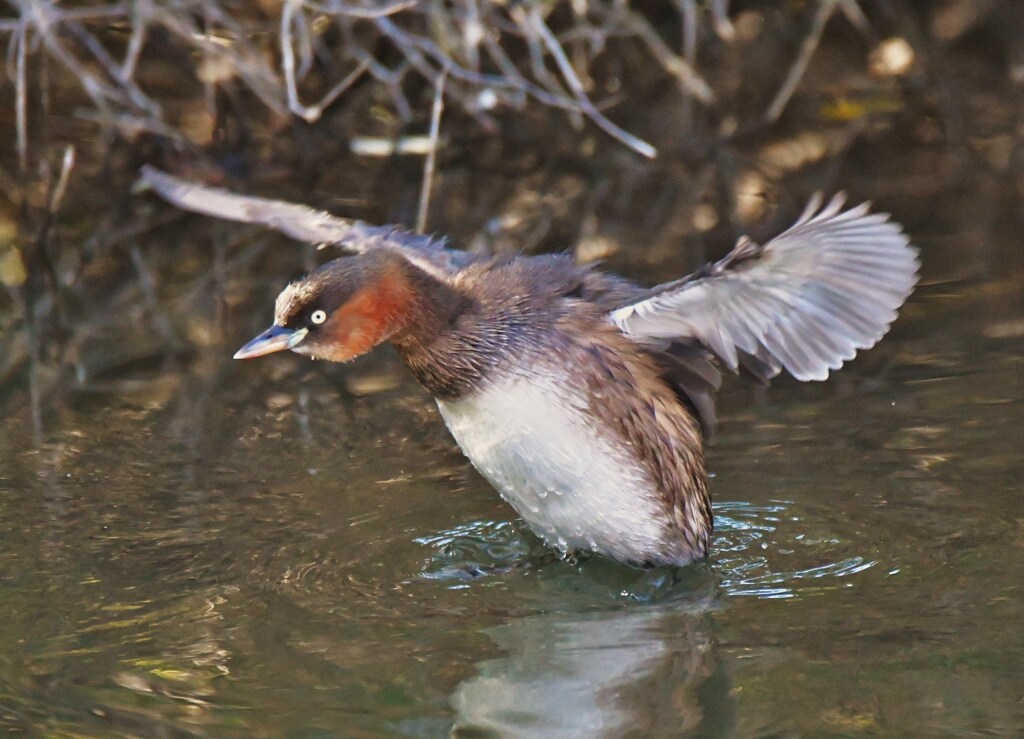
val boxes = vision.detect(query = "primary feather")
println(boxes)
[609,194,919,382]
[136,166,478,278]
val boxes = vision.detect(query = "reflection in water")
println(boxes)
[424,499,886,737]
[451,602,727,737]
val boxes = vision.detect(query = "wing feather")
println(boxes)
[610,194,918,382]
[135,166,479,278]
[137,165,361,244]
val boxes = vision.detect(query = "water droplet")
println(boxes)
[556,536,568,550]
[537,489,548,499]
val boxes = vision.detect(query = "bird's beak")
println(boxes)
[233,325,308,359]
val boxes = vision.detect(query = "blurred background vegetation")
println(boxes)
[1,0,1022,430]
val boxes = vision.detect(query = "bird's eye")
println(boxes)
[310,309,328,325]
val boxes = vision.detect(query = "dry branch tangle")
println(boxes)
[5,0,737,158]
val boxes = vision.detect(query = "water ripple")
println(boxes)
[712,500,878,599]
[411,498,880,601]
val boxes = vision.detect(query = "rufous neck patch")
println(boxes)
[319,271,416,362]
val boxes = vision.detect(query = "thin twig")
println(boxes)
[153,0,288,116]
[679,0,698,64]
[372,17,500,127]
[763,0,839,124]
[24,2,128,113]
[463,0,481,71]
[309,0,419,19]
[343,30,413,120]
[416,65,447,235]
[284,5,369,123]
[310,58,370,120]
[15,20,27,171]
[511,7,576,113]
[120,0,150,84]
[36,3,130,23]
[129,245,182,352]
[610,3,714,104]
[838,0,873,36]
[710,0,735,41]
[64,16,158,114]
[525,7,657,158]
[281,0,316,121]
[678,0,697,123]
[49,145,75,213]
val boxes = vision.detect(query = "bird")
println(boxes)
[139,166,919,567]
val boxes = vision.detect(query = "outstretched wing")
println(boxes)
[609,194,919,382]
[135,166,480,277]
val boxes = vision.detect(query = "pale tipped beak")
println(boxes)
[233,325,308,359]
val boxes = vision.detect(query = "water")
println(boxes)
[1,225,1021,735]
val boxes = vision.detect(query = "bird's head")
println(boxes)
[234,251,420,363]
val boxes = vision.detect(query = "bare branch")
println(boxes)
[763,0,839,124]
[308,0,419,19]
[14,21,27,171]
[3,0,879,164]
[417,65,447,235]
[48,145,75,214]
[524,7,658,159]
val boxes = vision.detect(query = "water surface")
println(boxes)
[1,212,1021,735]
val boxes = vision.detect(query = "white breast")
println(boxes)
[436,369,668,564]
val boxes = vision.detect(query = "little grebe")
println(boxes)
[141,168,918,567]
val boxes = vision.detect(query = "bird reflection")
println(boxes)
[451,593,732,737]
